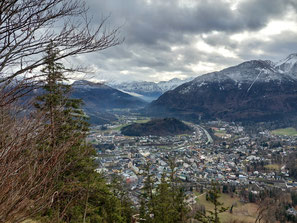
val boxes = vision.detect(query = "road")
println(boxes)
[198,125,213,144]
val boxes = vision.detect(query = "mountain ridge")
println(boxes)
[121,117,193,136]
[71,80,147,124]
[72,80,147,111]
[108,77,195,102]
[146,54,297,122]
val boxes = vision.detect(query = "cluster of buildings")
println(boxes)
[88,118,297,203]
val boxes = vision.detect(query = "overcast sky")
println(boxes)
[72,0,297,83]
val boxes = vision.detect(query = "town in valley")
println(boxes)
[88,116,297,214]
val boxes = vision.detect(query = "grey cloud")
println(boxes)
[261,32,297,61]
[90,0,296,46]
[201,32,238,49]
[238,0,291,29]
[72,0,297,82]
[232,31,297,63]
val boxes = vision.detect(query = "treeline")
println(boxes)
[243,118,297,134]
[220,183,297,223]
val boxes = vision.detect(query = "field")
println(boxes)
[112,118,151,131]
[271,127,297,136]
[213,129,231,139]
[134,118,151,124]
[195,193,258,223]
[111,124,129,131]
[264,164,281,171]
[215,129,227,134]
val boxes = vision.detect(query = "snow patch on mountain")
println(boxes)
[109,77,194,93]
[275,53,297,75]
[109,81,162,93]
[108,77,196,101]
[157,77,195,92]
[72,80,106,90]
[191,57,297,90]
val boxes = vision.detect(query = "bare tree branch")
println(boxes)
[0,0,122,84]
[0,101,92,222]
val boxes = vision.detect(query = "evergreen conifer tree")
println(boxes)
[139,162,155,223]
[35,43,127,223]
[139,161,189,223]
[153,174,178,223]
[195,182,228,223]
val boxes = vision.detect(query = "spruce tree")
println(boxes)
[35,43,126,223]
[195,182,228,223]
[140,162,155,223]
[153,174,177,223]
[35,42,89,148]
[139,161,189,223]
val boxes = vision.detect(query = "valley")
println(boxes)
[69,53,297,221]
[88,115,297,211]
[3,0,297,222]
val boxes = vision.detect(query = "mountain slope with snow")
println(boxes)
[108,77,195,102]
[275,53,297,75]
[146,54,297,122]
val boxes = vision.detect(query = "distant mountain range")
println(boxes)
[146,54,297,122]
[72,80,146,110]
[108,77,195,102]
[71,80,147,124]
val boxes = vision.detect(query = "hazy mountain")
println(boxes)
[72,80,147,110]
[108,77,195,102]
[146,54,297,122]
[71,80,147,124]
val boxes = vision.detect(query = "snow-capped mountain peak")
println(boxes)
[107,77,195,102]
[275,53,297,74]
[147,53,297,123]
[72,80,106,89]
[191,59,282,86]
[157,77,195,92]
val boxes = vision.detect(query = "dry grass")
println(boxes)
[271,127,297,136]
[22,220,38,223]
[264,164,281,171]
[196,193,258,223]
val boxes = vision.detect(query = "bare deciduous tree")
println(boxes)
[0,104,83,222]
[0,0,121,102]
[0,1,122,221]
[255,191,291,223]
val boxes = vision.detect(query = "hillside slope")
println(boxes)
[146,54,297,122]
[121,118,193,136]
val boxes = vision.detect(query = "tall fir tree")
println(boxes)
[35,43,128,223]
[153,174,178,223]
[195,182,228,223]
[34,42,89,148]
[139,161,189,223]
[139,162,155,223]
